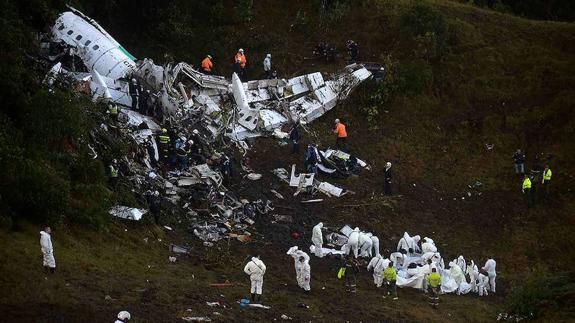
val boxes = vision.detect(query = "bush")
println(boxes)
[507,267,575,318]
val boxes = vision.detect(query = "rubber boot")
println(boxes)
[251,293,255,302]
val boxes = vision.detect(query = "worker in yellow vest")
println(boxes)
[522,174,533,207]
[542,164,552,200]
[383,262,398,300]
[427,268,441,308]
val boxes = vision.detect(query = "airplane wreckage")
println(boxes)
[39,7,376,242]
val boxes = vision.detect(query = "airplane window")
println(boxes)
[76,35,82,41]
[93,45,100,50]
[85,40,91,46]
[67,30,73,35]
[57,25,65,31]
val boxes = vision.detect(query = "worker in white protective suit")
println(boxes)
[311,222,324,257]
[347,227,360,258]
[115,311,131,322]
[456,255,466,275]
[389,251,406,269]
[482,258,497,293]
[421,237,437,253]
[467,260,479,293]
[40,226,56,273]
[477,269,490,296]
[397,232,421,255]
[367,255,389,287]
[287,247,311,292]
[244,254,266,303]
[448,261,466,294]
[358,232,373,258]
[369,234,380,257]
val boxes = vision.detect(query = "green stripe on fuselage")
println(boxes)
[119,46,136,60]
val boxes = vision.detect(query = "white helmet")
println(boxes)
[266,53,271,58]
[117,311,131,320]
[238,48,244,53]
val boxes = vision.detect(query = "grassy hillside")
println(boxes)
[0,0,574,322]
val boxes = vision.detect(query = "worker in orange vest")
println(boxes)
[333,119,348,151]
[201,55,213,74]
[234,48,247,80]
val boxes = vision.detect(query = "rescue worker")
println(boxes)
[522,174,533,207]
[287,247,311,293]
[477,269,490,296]
[513,149,526,174]
[234,48,247,80]
[346,40,359,62]
[115,311,131,323]
[542,164,552,200]
[263,54,272,78]
[157,128,171,163]
[383,262,398,300]
[427,268,441,308]
[333,119,348,151]
[288,122,300,154]
[219,153,232,184]
[108,102,119,120]
[128,78,138,110]
[40,226,56,274]
[384,161,392,195]
[482,258,497,293]
[344,255,359,293]
[244,254,266,303]
[311,222,324,257]
[201,55,213,74]
[109,159,120,188]
[304,144,320,174]
[175,136,189,171]
[139,89,150,115]
[367,254,388,288]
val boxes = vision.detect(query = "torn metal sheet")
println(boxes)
[169,244,191,254]
[109,206,148,220]
[289,165,314,187]
[317,182,344,197]
[122,110,160,130]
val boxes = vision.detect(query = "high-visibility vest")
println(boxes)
[235,53,246,68]
[201,57,213,71]
[543,169,552,182]
[522,177,532,191]
[335,123,347,138]
[383,267,397,281]
[110,166,119,178]
[158,135,170,144]
[427,272,441,287]
[109,105,118,115]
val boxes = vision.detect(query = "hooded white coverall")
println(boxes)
[456,256,466,275]
[482,259,497,293]
[311,223,324,257]
[287,247,311,291]
[40,231,56,268]
[421,237,437,253]
[448,262,465,294]
[397,232,421,255]
[367,255,389,287]
[389,252,405,269]
[466,261,479,293]
[370,234,380,257]
[347,228,360,258]
[477,272,489,296]
[358,232,373,258]
[244,257,266,295]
